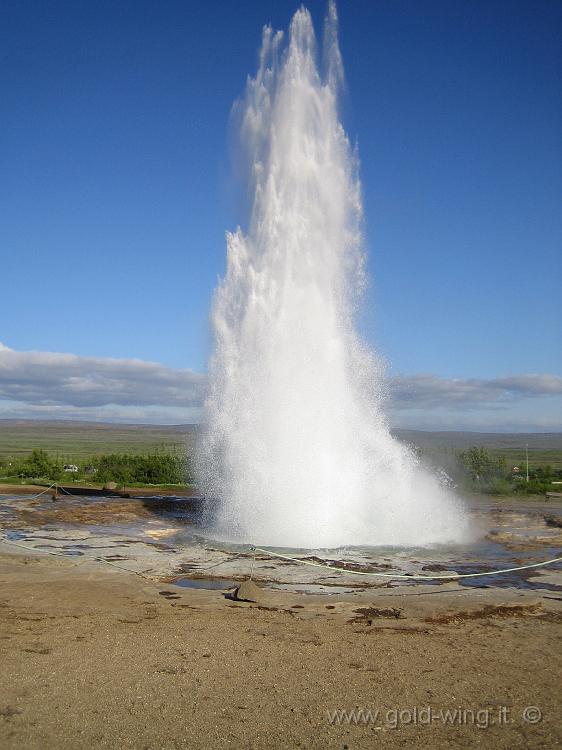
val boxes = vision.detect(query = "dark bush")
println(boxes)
[93,453,191,485]
[13,449,63,481]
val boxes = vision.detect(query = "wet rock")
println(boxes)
[544,514,562,529]
[233,580,263,603]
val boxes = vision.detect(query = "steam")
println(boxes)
[196,4,469,548]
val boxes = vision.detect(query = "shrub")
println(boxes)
[13,449,63,481]
[93,453,191,485]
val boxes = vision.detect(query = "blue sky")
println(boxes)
[1,0,561,429]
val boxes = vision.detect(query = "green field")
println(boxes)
[0,420,197,461]
[0,420,560,470]
[393,429,562,470]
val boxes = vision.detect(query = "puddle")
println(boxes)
[459,565,562,592]
[4,530,27,541]
[34,545,84,556]
[1,492,561,595]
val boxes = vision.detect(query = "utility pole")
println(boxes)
[526,444,529,483]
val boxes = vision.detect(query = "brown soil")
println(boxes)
[424,601,543,624]
[1,550,561,749]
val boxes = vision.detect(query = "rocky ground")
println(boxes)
[0,493,561,749]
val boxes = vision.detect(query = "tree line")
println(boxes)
[1,445,560,495]
[0,450,193,486]
[454,446,561,495]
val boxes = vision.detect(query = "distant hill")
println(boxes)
[0,420,560,467]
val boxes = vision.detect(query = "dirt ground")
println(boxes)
[1,548,561,750]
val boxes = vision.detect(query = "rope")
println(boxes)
[251,546,562,581]
[196,549,248,572]
[249,548,256,581]
[3,530,561,585]
[55,485,123,498]
[32,483,58,499]
[0,536,247,581]
[0,536,156,581]
[55,485,81,496]
[1,482,58,501]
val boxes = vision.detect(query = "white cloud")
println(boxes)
[0,343,560,429]
[0,343,204,409]
[386,373,562,431]
[389,373,562,408]
[0,400,202,425]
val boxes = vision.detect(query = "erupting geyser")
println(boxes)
[197,3,470,548]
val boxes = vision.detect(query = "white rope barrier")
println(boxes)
[0,482,58,501]
[0,536,156,581]
[251,546,562,581]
